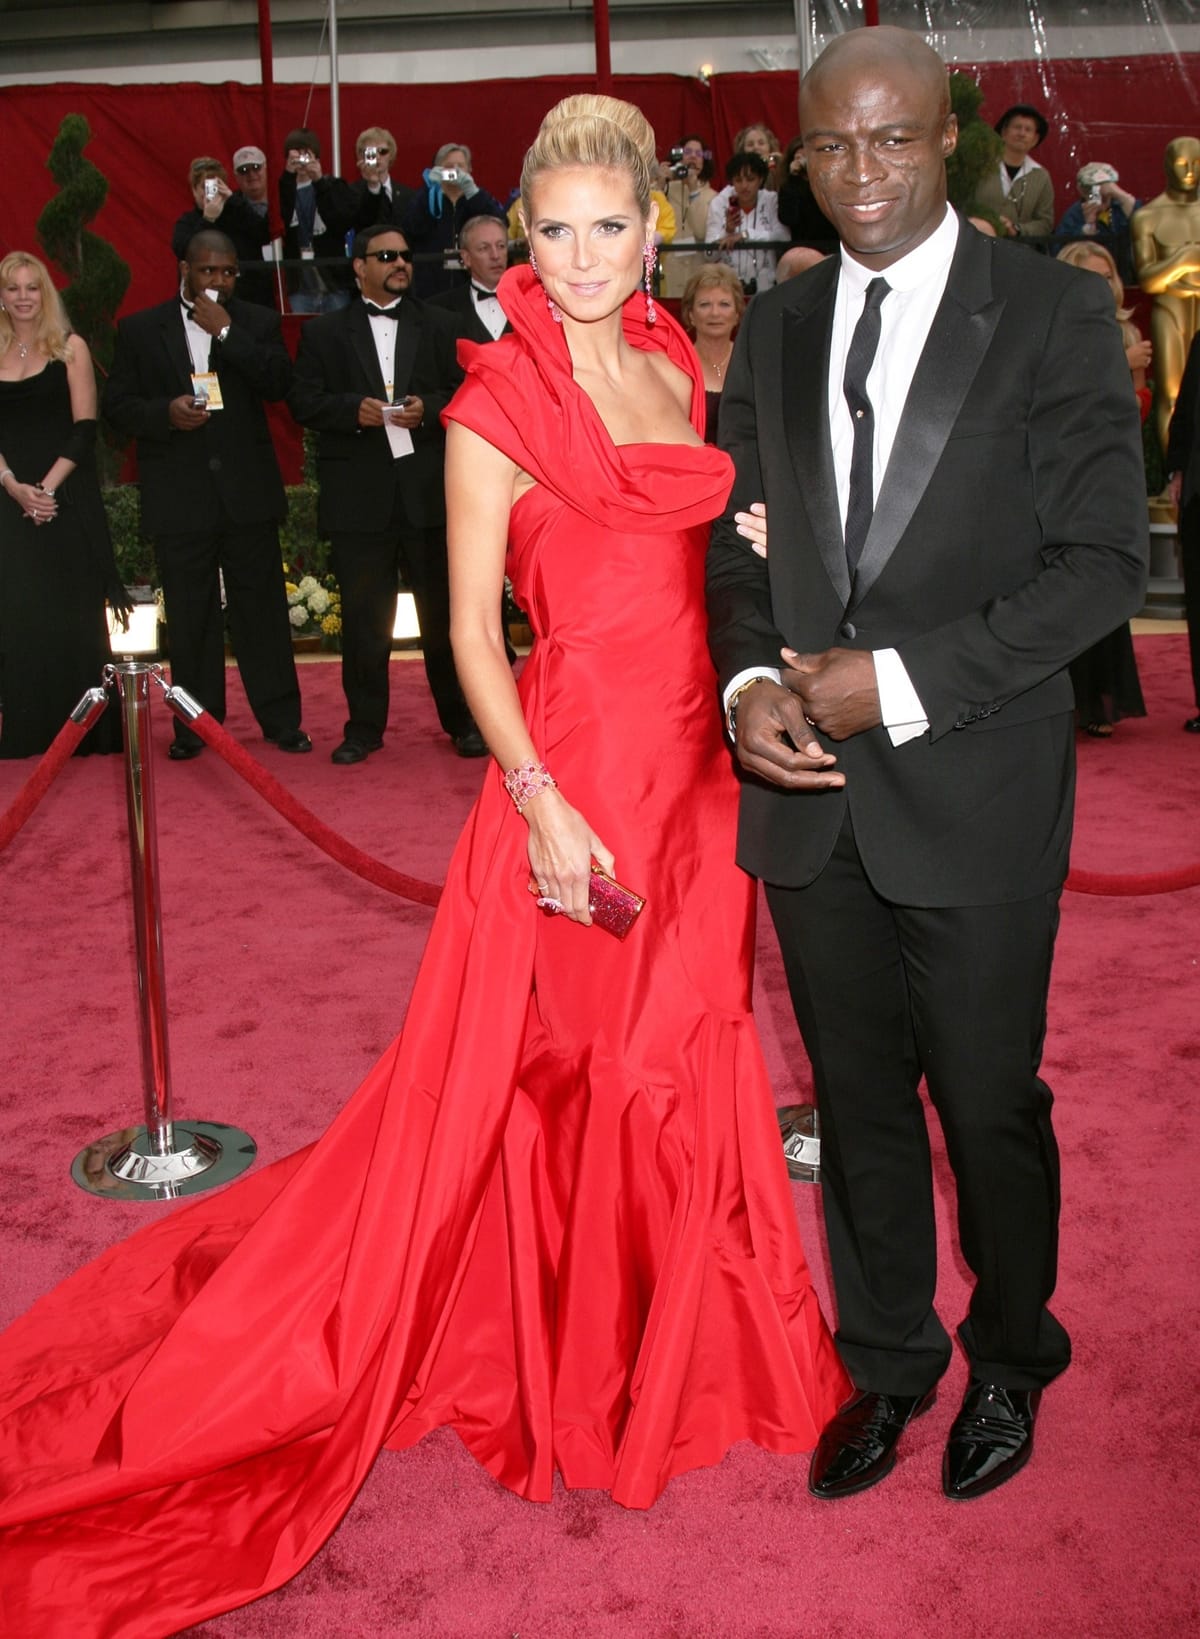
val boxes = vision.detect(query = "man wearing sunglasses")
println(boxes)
[289,226,486,762]
[170,153,273,309]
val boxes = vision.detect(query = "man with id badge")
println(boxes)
[289,225,484,762]
[103,230,309,760]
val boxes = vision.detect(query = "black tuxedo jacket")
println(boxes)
[287,296,463,534]
[1166,331,1200,498]
[707,221,1148,906]
[102,296,291,535]
[427,280,513,345]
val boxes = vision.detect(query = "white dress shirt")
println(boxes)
[724,205,960,746]
[365,300,414,459]
[180,298,213,375]
[471,282,508,342]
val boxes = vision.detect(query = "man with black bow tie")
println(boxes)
[428,214,512,343]
[103,230,309,760]
[707,29,1147,1503]
[289,225,484,761]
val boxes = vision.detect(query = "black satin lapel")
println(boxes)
[782,299,851,606]
[391,303,420,399]
[848,272,1003,614]
[160,304,194,385]
[348,301,387,397]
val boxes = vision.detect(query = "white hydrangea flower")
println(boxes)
[307,587,331,615]
[296,575,320,596]
[289,604,309,628]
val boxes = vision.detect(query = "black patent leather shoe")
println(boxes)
[942,1380,1040,1501]
[167,740,203,761]
[266,728,313,753]
[452,728,488,758]
[1185,716,1200,733]
[331,737,379,765]
[808,1387,936,1499]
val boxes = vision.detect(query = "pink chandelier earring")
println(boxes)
[528,249,562,324]
[643,241,658,326]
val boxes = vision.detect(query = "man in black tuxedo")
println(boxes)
[428,213,512,343]
[344,126,416,235]
[1164,343,1200,731]
[707,29,1147,1501]
[288,224,484,762]
[104,230,309,760]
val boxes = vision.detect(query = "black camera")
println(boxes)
[741,278,758,297]
[666,146,690,181]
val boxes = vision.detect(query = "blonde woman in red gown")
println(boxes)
[0,98,848,1638]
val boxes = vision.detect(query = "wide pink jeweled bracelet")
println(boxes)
[503,760,557,811]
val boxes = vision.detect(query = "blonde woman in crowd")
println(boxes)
[0,251,125,756]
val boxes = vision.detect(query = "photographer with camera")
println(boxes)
[171,156,272,304]
[658,135,717,297]
[346,126,416,234]
[401,143,504,298]
[278,127,357,314]
[705,150,781,298]
[1056,162,1141,282]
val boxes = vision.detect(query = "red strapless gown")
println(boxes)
[0,269,849,1638]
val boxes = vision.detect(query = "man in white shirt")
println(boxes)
[428,213,512,344]
[707,27,1147,1505]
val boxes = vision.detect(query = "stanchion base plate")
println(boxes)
[778,1103,821,1184]
[71,1121,257,1201]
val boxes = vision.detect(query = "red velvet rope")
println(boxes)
[181,708,443,908]
[0,715,90,855]
[1064,862,1200,896]
[4,700,1195,904]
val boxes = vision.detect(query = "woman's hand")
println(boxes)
[735,501,767,557]
[1126,337,1152,373]
[523,787,615,926]
[5,478,56,523]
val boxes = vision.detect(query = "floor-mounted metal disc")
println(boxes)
[71,1120,257,1201]
[778,1103,821,1184]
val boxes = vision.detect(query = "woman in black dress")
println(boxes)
[680,263,744,445]
[0,252,125,756]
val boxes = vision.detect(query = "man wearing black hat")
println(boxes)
[975,105,1054,246]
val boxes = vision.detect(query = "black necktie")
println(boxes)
[363,302,400,319]
[842,276,890,573]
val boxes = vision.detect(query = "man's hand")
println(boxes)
[188,291,228,337]
[169,394,210,431]
[780,647,882,740]
[358,397,388,428]
[734,680,845,791]
[389,395,423,429]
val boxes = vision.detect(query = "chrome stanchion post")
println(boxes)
[72,662,256,1201]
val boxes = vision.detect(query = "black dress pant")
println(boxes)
[765,811,1071,1397]
[156,519,302,750]
[1180,495,1200,710]
[330,482,472,745]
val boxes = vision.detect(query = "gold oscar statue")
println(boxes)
[1132,136,1200,452]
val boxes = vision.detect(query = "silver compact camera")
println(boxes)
[363,145,379,166]
[203,177,220,202]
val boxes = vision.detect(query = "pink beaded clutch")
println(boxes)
[588,865,646,940]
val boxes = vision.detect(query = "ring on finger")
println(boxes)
[536,895,564,914]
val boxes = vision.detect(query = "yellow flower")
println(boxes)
[285,581,299,598]
[321,613,342,635]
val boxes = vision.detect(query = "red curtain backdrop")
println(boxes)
[4,60,1199,320]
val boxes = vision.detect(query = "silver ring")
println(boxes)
[536,895,564,914]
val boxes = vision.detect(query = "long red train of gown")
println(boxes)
[0,269,849,1638]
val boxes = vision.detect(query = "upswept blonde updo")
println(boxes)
[520,95,657,225]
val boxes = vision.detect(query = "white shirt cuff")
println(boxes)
[723,666,781,735]
[873,648,929,747]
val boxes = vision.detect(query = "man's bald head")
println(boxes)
[798,26,957,272]
[801,26,950,124]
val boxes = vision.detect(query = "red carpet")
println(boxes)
[1,638,1197,1637]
